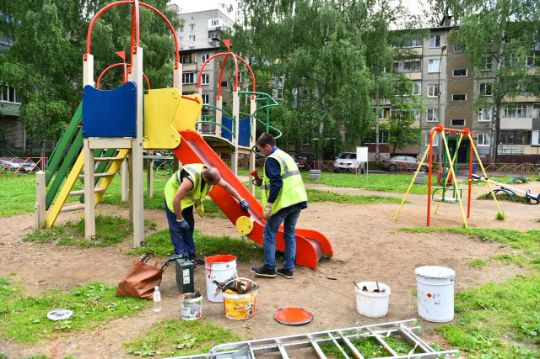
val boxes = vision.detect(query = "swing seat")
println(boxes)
[432,187,463,204]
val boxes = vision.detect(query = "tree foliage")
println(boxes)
[443,0,540,161]
[0,0,179,153]
[233,0,421,158]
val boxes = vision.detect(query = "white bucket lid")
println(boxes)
[415,266,455,279]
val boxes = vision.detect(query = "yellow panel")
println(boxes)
[235,215,254,235]
[143,88,182,149]
[46,153,84,228]
[94,149,130,203]
[172,94,203,131]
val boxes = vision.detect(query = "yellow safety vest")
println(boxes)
[262,149,307,214]
[164,163,213,216]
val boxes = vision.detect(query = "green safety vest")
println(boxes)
[164,163,213,216]
[262,149,307,214]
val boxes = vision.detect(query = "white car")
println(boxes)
[333,152,365,173]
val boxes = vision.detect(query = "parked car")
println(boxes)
[292,153,315,170]
[0,157,36,173]
[381,155,428,172]
[333,152,365,173]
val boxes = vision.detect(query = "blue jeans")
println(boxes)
[263,204,302,271]
[165,200,195,257]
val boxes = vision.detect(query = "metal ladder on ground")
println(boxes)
[169,319,459,359]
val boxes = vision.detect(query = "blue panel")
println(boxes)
[239,117,251,147]
[82,82,137,138]
[221,116,233,142]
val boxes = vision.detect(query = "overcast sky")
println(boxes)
[169,0,427,21]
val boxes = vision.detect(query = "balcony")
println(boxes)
[0,102,21,117]
[498,144,525,155]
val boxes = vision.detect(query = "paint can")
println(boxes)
[354,281,391,318]
[180,291,202,321]
[415,266,455,322]
[223,278,257,320]
[204,254,237,303]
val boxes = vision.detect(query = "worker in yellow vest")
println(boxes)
[252,133,307,279]
[164,164,249,262]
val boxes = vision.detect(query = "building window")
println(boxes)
[427,108,439,122]
[428,84,440,97]
[201,73,210,85]
[477,132,491,146]
[454,43,464,52]
[182,72,195,84]
[412,81,421,95]
[500,130,531,145]
[479,82,493,96]
[403,59,421,72]
[478,108,492,122]
[429,35,441,48]
[201,54,210,63]
[189,35,195,42]
[532,130,540,146]
[451,119,465,127]
[428,59,440,73]
[202,93,210,104]
[453,68,467,77]
[425,132,439,146]
[483,57,493,71]
[180,54,192,64]
[413,109,421,120]
[525,55,535,67]
[211,19,219,26]
[189,24,195,31]
[179,25,184,32]
[0,84,18,103]
[503,105,529,118]
[452,93,466,101]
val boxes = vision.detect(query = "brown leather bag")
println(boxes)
[116,253,164,299]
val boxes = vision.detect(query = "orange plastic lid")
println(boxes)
[274,307,313,326]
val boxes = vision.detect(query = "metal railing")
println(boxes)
[0,156,48,174]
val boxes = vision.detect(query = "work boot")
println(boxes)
[277,268,293,279]
[251,265,276,278]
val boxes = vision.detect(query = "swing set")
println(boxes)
[394,125,504,228]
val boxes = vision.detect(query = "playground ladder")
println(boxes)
[168,319,459,359]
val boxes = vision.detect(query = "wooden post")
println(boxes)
[232,89,240,175]
[35,171,46,229]
[83,139,96,239]
[147,158,154,199]
[249,95,257,195]
[120,157,128,202]
[131,46,145,247]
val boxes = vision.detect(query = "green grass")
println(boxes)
[400,227,540,263]
[306,189,402,204]
[0,279,148,344]
[320,335,421,358]
[129,229,263,261]
[467,258,488,268]
[22,215,153,248]
[124,319,242,357]
[437,275,540,358]
[302,172,433,194]
[0,173,39,216]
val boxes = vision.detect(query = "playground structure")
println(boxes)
[472,174,540,205]
[394,126,504,228]
[34,0,332,269]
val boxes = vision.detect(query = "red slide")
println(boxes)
[173,130,333,269]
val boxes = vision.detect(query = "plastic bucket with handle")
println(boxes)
[204,254,237,303]
[222,278,258,320]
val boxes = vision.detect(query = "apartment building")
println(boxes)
[378,25,540,162]
[171,6,234,108]
[0,35,24,154]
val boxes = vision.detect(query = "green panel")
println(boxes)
[46,102,83,184]
[0,102,21,117]
[46,129,83,209]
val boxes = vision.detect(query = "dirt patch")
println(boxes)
[0,186,538,358]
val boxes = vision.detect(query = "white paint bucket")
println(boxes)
[415,266,455,322]
[180,292,202,320]
[204,254,237,303]
[355,281,391,318]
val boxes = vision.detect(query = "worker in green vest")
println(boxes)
[252,133,307,279]
[164,164,249,262]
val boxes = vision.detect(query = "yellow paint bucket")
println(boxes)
[222,278,258,320]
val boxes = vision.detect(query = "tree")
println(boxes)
[0,0,179,154]
[444,0,540,162]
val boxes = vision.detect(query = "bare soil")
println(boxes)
[1,180,539,358]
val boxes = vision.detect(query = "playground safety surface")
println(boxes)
[1,180,539,358]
